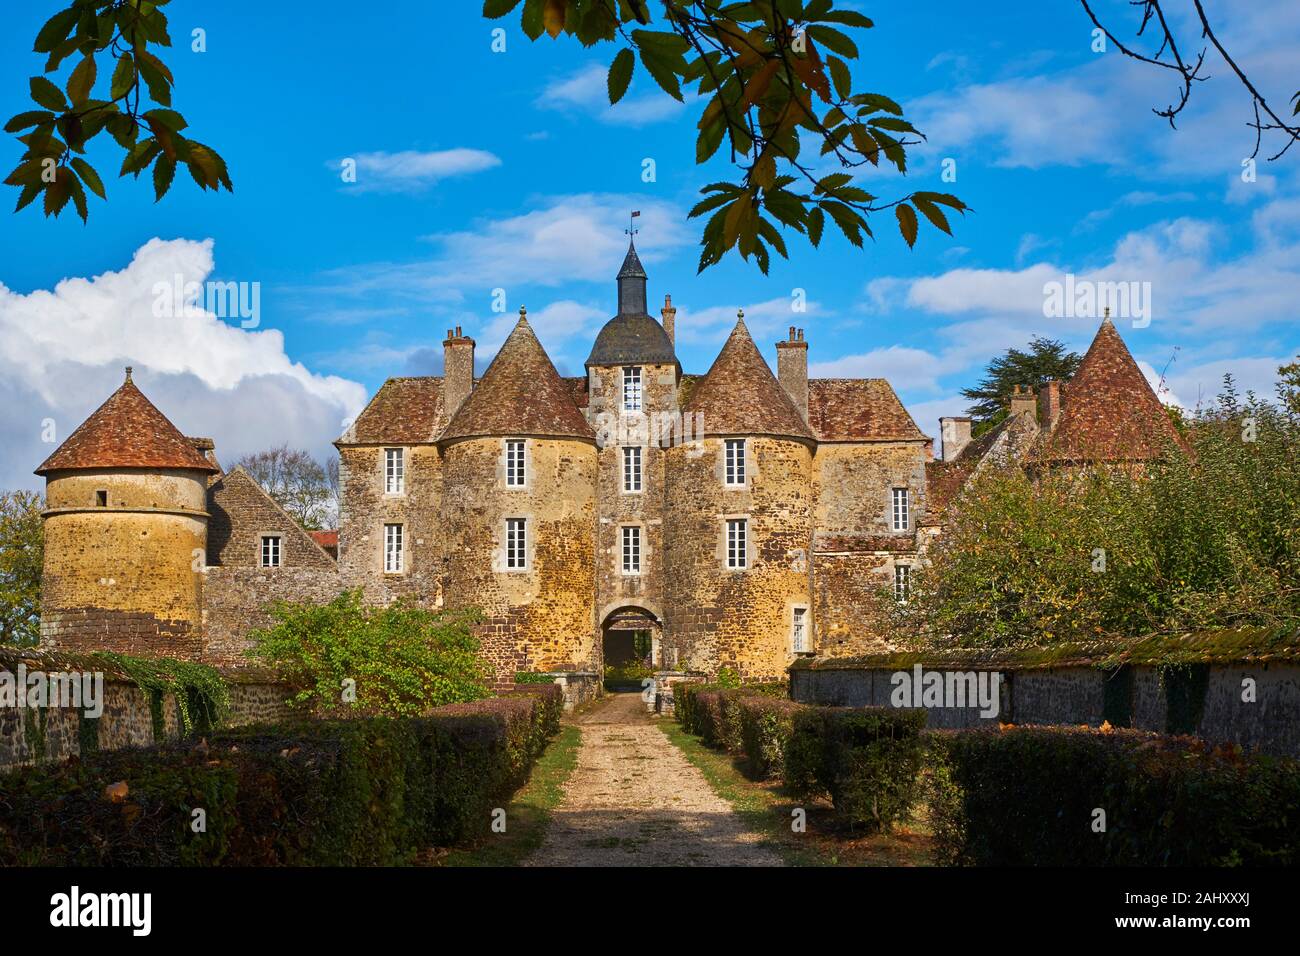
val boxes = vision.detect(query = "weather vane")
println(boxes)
[626,209,640,237]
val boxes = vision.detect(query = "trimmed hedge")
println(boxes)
[675,681,785,747]
[0,688,562,866]
[736,696,805,780]
[785,706,927,831]
[929,725,1300,866]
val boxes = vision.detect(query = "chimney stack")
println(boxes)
[938,417,972,461]
[775,326,809,422]
[1009,384,1037,419]
[443,326,475,421]
[660,294,676,345]
[1037,379,1062,430]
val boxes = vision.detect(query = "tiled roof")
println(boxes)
[682,317,815,443]
[35,371,217,475]
[341,377,446,445]
[1035,318,1187,464]
[924,411,1040,518]
[441,315,595,442]
[808,378,927,442]
[562,376,590,410]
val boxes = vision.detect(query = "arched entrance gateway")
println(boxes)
[600,606,662,681]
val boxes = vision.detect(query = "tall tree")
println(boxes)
[235,445,334,531]
[0,490,44,647]
[961,337,1082,435]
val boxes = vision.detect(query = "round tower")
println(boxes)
[439,313,599,682]
[664,316,815,681]
[35,368,218,659]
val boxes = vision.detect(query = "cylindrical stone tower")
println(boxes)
[34,368,218,659]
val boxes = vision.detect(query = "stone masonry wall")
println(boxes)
[663,436,813,681]
[442,437,599,682]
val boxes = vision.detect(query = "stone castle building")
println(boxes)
[33,245,1180,683]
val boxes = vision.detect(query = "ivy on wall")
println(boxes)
[93,653,229,738]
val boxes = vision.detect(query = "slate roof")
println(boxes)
[441,315,595,442]
[35,370,218,475]
[1034,318,1186,464]
[586,312,678,367]
[807,379,927,442]
[682,317,815,443]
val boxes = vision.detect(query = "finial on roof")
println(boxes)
[124,366,133,384]
[737,308,745,321]
[1103,306,1112,322]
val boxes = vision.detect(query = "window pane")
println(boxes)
[622,367,642,412]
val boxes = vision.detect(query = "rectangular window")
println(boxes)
[894,564,911,603]
[95,489,108,507]
[506,518,527,570]
[725,439,746,486]
[726,518,747,569]
[505,440,526,487]
[384,448,404,494]
[622,366,643,412]
[892,487,910,531]
[792,607,809,653]
[621,525,641,575]
[384,524,403,573]
[622,445,642,492]
[261,535,281,568]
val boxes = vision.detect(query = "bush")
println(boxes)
[929,725,1300,866]
[785,706,927,831]
[0,689,563,865]
[675,682,785,748]
[737,697,804,780]
[247,590,490,717]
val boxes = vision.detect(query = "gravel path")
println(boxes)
[525,692,783,867]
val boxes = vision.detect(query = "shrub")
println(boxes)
[247,591,490,717]
[929,725,1300,866]
[0,690,562,865]
[676,682,786,748]
[737,697,804,780]
[785,706,927,831]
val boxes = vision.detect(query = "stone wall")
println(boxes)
[663,436,813,681]
[40,468,209,659]
[790,661,1300,756]
[203,468,341,666]
[0,653,293,771]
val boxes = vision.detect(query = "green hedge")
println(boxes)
[784,707,927,831]
[674,681,785,746]
[0,688,562,866]
[929,725,1300,866]
[737,696,805,780]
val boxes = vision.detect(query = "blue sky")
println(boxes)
[2,0,1298,489]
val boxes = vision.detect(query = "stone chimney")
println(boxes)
[1037,379,1062,430]
[1009,384,1037,419]
[660,294,676,345]
[443,325,475,419]
[938,417,972,461]
[775,326,809,422]
[187,436,222,479]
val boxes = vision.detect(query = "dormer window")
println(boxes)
[622,366,643,412]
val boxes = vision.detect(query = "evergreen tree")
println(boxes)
[962,337,1082,436]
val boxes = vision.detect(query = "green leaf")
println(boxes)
[67,171,88,222]
[520,0,546,40]
[637,45,683,102]
[912,195,951,235]
[607,48,635,104]
[806,25,858,59]
[66,54,97,106]
[821,10,874,28]
[14,182,42,213]
[34,9,78,54]
[144,108,188,131]
[896,203,918,247]
[696,116,727,163]
[43,169,72,217]
[4,110,55,133]
[482,0,524,18]
[29,76,68,112]
[153,154,176,200]
[110,55,136,100]
[70,156,105,199]
[106,112,139,149]
[806,205,825,246]
[827,56,851,101]
[134,50,173,106]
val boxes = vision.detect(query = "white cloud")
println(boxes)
[537,65,686,126]
[0,239,367,491]
[338,149,501,193]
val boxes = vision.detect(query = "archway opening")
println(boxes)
[601,607,660,691]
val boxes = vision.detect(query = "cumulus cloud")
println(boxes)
[337,149,501,193]
[537,65,686,126]
[0,238,367,491]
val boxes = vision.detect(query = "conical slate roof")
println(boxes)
[683,316,815,443]
[617,241,647,280]
[1036,318,1186,464]
[440,314,595,443]
[586,314,677,367]
[35,369,218,475]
